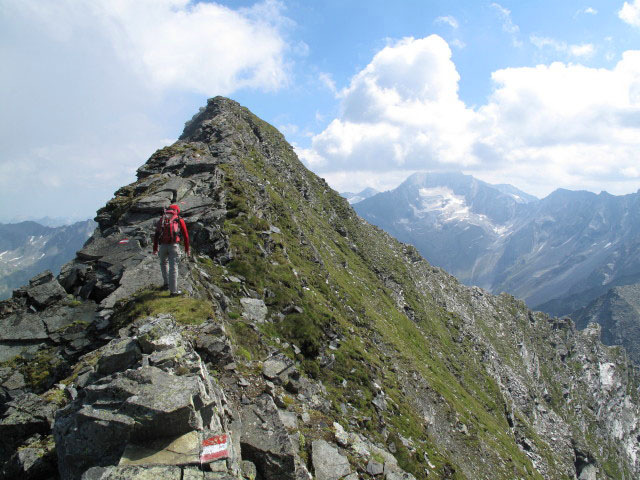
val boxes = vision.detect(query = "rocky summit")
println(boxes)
[1,97,640,479]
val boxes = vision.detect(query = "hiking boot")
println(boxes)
[170,290,183,297]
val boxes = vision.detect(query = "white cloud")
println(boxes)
[310,36,478,176]
[491,3,520,35]
[619,0,640,26]
[0,0,293,220]
[576,7,598,16]
[530,35,595,58]
[319,73,338,95]
[303,36,640,198]
[435,16,459,29]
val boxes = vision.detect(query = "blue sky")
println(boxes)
[2,0,640,222]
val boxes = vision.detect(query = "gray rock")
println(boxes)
[367,459,384,476]
[55,405,136,480]
[1,434,56,480]
[195,333,233,366]
[2,371,26,390]
[42,302,97,335]
[241,460,257,480]
[333,422,349,447]
[0,393,57,454]
[25,277,67,309]
[96,338,142,375]
[54,316,235,479]
[29,270,55,287]
[241,298,267,323]
[262,355,294,383]
[311,440,351,480]
[372,393,387,411]
[118,430,200,466]
[81,465,182,480]
[136,315,184,354]
[0,313,48,341]
[278,410,298,429]
[100,256,166,310]
[240,394,297,480]
[384,470,417,480]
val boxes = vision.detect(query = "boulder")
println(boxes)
[367,459,384,476]
[25,278,67,310]
[0,393,57,460]
[96,338,142,375]
[384,470,417,480]
[240,298,267,323]
[136,315,185,354]
[262,354,295,383]
[0,313,48,341]
[1,433,56,480]
[311,440,351,480]
[195,332,233,367]
[240,394,297,480]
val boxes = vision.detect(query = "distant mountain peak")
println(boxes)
[341,187,379,204]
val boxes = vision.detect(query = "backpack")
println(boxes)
[156,209,182,244]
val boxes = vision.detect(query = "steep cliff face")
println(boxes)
[572,283,640,365]
[1,97,639,480]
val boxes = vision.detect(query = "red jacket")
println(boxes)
[153,215,190,255]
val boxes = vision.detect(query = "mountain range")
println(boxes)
[353,172,640,317]
[1,98,639,479]
[0,220,96,300]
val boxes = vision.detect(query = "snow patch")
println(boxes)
[410,186,513,236]
[417,187,471,222]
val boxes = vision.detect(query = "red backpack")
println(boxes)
[156,209,182,244]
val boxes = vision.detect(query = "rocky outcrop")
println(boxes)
[572,283,640,365]
[54,314,239,480]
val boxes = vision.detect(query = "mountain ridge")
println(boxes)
[0,97,639,479]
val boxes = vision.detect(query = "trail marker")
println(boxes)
[200,434,229,463]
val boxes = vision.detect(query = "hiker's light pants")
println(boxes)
[158,243,181,294]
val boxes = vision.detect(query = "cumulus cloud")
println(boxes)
[302,36,640,197]
[0,0,293,220]
[619,0,640,26]
[302,36,479,179]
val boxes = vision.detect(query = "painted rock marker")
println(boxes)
[200,434,229,463]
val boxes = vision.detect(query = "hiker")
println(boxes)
[152,204,190,295]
